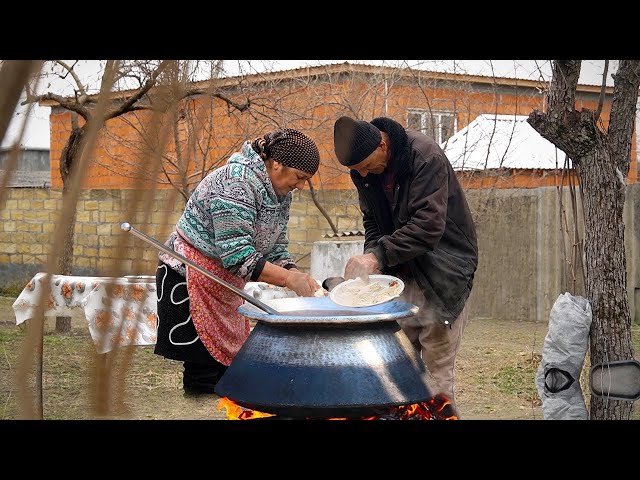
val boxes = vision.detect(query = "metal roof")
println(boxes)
[442,114,569,171]
[0,169,51,188]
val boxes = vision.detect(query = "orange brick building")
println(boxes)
[46,62,630,193]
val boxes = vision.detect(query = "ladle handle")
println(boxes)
[121,222,280,316]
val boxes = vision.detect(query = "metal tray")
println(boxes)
[237,296,417,325]
[589,359,640,401]
[124,275,155,283]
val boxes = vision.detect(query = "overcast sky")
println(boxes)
[1,60,617,150]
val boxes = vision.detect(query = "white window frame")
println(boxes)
[407,109,456,144]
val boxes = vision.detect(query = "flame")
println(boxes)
[426,393,458,420]
[216,397,275,420]
[217,395,458,420]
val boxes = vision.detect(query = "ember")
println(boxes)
[365,394,458,420]
[216,397,275,420]
[216,394,457,420]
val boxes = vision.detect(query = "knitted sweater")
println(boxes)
[163,141,296,280]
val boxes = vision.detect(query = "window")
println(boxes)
[407,109,456,144]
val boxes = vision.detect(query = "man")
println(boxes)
[333,115,478,417]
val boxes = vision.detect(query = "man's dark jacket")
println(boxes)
[351,117,478,324]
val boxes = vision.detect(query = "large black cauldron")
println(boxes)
[214,296,432,418]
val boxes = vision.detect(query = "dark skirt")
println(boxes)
[155,261,227,392]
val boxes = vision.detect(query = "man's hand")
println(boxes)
[344,252,380,280]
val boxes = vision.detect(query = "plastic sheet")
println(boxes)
[535,292,592,420]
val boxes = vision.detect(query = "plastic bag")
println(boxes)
[535,292,592,420]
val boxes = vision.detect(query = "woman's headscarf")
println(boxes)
[251,128,320,175]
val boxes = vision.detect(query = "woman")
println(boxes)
[155,128,323,395]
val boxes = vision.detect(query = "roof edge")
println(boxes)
[39,62,611,107]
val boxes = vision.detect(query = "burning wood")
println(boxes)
[216,397,275,420]
[216,394,457,420]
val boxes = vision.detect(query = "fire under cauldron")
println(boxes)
[214,296,435,419]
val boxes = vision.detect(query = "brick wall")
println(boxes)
[0,187,363,283]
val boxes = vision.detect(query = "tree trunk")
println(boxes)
[55,124,85,333]
[577,149,634,420]
[53,206,77,332]
[527,60,640,420]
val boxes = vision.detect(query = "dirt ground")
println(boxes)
[1,296,638,421]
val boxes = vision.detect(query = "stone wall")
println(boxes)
[2,184,639,324]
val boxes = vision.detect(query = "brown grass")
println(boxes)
[3,296,637,421]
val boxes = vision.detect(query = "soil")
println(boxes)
[1,296,638,421]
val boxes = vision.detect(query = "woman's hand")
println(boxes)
[256,263,325,297]
[285,270,323,297]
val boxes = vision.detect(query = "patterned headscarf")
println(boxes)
[251,128,320,175]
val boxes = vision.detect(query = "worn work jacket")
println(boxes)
[351,129,479,324]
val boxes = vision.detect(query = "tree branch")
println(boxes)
[594,60,609,124]
[528,108,600,160]
[55,60,88,102]
[23,92,91,119]
[528,60,600,160]
[547,60,581,114]
[177,88,251,112]
[608,60,640,170]
[212,92,250,112]
[105,60,173,120]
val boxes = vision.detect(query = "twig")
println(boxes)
[3,344,11,370]
[2,391,12,420]
[2,344,13,419]
[306,180,338,234]
[295,252,310,264]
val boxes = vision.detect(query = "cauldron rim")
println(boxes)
[237,296,418,325]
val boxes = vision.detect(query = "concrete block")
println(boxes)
[310,239,364,281]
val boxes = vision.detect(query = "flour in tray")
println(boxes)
[332,276,403,307]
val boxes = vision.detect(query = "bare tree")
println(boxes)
[23,60,173,332]
[100,62,571,239]
[98,61,343,234]
[528,60,640,420]
[97,61,251,204]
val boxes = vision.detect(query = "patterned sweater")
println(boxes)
[161,141,296,280]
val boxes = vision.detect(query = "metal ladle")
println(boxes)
[121,222,280,315]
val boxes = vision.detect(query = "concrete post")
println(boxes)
[310,239,364,282]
